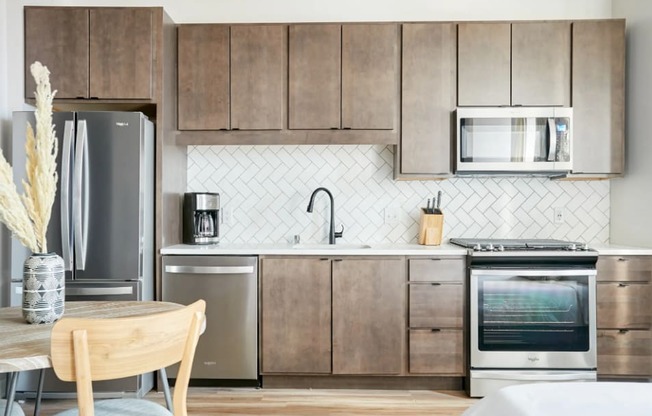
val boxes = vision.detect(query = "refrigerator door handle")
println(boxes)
[66,287,134,296]
[60,120,75,271]
[73,120,90,271]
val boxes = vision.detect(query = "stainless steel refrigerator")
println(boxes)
[10,111,154,397]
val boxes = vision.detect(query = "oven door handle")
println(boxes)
[471,269,597,277]
[472,371,596,382]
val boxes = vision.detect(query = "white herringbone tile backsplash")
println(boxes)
[188,145,609,245]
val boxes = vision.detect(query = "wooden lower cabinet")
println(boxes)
[597,330,652,377]
[596,255,652,378]
[407,257,466,376]
[260,256,405,376]
[260,258,331,373]
[332,258,405,375]
[409,330,463,375]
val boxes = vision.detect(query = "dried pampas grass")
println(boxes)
[0,61,58,253]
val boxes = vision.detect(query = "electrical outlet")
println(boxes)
[384,207,399,225]
[554,207,565,224]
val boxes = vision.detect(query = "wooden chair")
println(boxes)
[50,300,206,416]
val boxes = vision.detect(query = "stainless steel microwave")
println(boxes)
[456,107,572,174]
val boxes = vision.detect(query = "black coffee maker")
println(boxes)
[183,192,220,244]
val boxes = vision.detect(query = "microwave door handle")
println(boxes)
[547,118,557,161]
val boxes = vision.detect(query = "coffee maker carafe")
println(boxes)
[183,192,220,244]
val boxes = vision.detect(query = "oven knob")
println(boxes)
[474,243,482,251]
[486,243,494,251]
[569,243,577,251]
[497,244,505,252]
[581,243,589,251]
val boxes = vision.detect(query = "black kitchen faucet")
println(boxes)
[306,187,344,244]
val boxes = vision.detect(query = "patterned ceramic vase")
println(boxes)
[22,253,65,324]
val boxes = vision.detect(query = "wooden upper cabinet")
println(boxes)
[571,20,625,175]
[332,258,405,375]
[457,23,511,106]
[25,6,155,100]
[288,24,341,129]
[230,25,286,130]
[89,8,153,99]
[177,25,230,130]
[342,24,399,130]
[25,7,89,99]
[260,258,331,374]
[458,22,571,107]
[511,22,570,106]
[399,23,456,176]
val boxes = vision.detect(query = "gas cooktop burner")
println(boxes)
[449,238,590,252]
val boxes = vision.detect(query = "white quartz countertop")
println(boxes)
[161,242,468,256]
[590,243,652,256]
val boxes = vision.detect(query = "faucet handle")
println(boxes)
[335,224,344,239]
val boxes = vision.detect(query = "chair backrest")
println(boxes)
[51,300,206,416]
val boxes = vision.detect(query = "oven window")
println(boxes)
[478,276,589,351]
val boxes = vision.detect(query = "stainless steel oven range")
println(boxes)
[450,238,598,397]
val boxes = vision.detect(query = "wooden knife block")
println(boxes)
[418,210,443,246]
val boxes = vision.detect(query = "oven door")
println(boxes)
[470,268,596,369]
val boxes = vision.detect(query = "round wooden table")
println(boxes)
[0,301,182,416]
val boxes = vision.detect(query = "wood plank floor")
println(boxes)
[18,388,478,415]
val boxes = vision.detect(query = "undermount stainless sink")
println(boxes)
[292,243,372,250]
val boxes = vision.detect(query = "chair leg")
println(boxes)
[158,368,173,411]
[33,369,45,416]
[4,372,19,416]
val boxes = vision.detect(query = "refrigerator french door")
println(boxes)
[10,111,154,397]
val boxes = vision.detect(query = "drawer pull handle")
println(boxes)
[333,259,343,262]
[618,283,629,287]
[617,258,628,262]
[320,258,329,261]
[430,258,442,261]
[619,329,629,334]
[431,328,441,332]
[431,282,441,286]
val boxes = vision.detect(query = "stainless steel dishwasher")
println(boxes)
[162,256,258,385]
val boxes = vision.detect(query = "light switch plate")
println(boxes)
[384,207,399,225]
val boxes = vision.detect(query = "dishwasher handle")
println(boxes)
[164,265,255,275]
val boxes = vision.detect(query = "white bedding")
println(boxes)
[462,382,652,416]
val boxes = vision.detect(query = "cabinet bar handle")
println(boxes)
[431,282,441,286]
[618,283,629,287]
[617,258,628,262]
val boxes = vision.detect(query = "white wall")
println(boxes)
[0,1,9,306]
[611,0,652,247]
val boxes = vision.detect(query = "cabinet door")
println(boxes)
[597,330,652,377]
[408,258,465,282]
[512,22,570,106]
[597,256,652,283]
[231,25,285,130]
[178,25,230,130]
[25,7,89,99]
[342,24,399,130]
[409,330,464,375]
[572,20,625,174]
[457,23,511,106]
[288,24,341,129]
[597,282,651,329]
[89,8,153,99]
[332,258,405,374]
[400,23,456,175]
[260,258,331,374]
[409,283,463,328]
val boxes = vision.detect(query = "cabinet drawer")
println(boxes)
[408,258,465,282]
[409,330,463,375]
[597,283,651,329]
[409,284,462,328]
[597,330,652,377]
[597,256,652,282]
